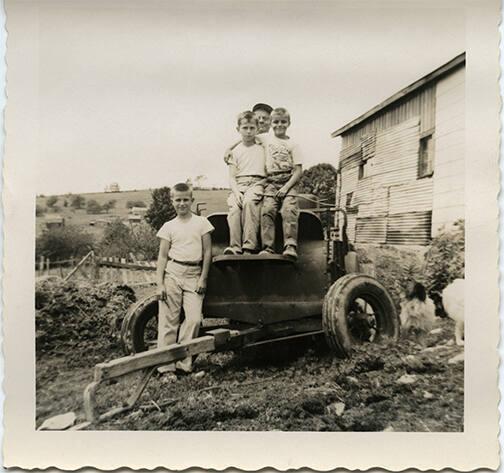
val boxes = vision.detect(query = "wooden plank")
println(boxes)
[94,336,216,381]
[331,53,465,137]
[206,328,231,346]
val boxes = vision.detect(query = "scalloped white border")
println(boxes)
[2,0,500,470]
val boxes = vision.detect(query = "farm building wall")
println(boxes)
[337,63,465,246]
[431,66,465,235]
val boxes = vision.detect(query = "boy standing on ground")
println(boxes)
[224,111,266,255]
[259,107,303,260]
[155,182,214,380]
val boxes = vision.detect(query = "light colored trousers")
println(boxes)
[261,182,299,250]
[227,176,264,252]
[157,261,203,373]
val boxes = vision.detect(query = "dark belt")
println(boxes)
[169,258,202,267]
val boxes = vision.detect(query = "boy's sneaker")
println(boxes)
[259,248,275,256]
[282,245,298,260]
[223,247,241,255]
[242,249,255,255]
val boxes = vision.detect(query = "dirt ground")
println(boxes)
[36,310,463,432]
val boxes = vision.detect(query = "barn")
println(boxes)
[332,53,465,246]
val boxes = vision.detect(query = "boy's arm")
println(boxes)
[223,140,241,164]
[276,164,302,199]
[196,232,213,294]
[228,164,243,206]
[156,239,171,301]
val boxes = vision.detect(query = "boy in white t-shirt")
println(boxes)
[155,182,214,379]
[259,107,303,260]
[224,111,266,255]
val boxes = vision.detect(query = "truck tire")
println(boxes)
[120,293,159,354]
[322,273,399,357]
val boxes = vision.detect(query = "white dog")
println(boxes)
[399,281,436,334]
[441,278,464,346]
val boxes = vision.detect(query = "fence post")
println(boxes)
[45,258,51,276]
[39,256,44,273]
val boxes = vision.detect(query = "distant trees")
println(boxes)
[70,194,86,210]
[145,187,176,231]
[36,225,95,260]
[86,199,102,214]
[36,204,45,217]
[126,200,147,209]
[46,195,58,210]
[101,199,117,213]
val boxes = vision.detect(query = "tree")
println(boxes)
[102,199,117,213]
[130,223,159,261]
[86,199,102,214]
[46,195,58,209]
[35,225,95,260]
[298,163,338,203]
[99,219,134,259]
[145,187,176,231]
[194,175,207,189]
[36,204,45,217]
[70,194,86,210]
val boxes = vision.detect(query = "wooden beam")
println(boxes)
[94,336,216,381]
[331,53,465,138]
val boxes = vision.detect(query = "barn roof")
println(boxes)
[331,52,465,138]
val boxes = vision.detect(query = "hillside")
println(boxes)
[36,188,229,238]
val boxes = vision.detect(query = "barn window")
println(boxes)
[345,192,353,207]
[418,133,434,178]
[358,160,370,179]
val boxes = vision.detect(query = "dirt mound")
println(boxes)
[35,279,136,366]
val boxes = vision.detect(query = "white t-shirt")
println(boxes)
[156,214,214,262]
[228,143,266,177]
[262,134,303,174]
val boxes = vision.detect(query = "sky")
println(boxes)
[36,0,465,195]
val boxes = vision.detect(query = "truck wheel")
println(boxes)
[120,293,159,354]
[322,273,399,357]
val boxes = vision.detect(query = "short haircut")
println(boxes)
[271,107,290,121]
[252,103,273,114]
[237,110,258,127]
[171,182,192,196]
[406,282,427,302]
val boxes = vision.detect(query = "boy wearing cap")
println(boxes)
[258,107,303,260]
[224,111,266,255]
[155,182,214,379]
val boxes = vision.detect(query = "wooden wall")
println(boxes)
[431,66,465,235]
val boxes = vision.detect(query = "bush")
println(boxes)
[46,195,58,209]
[145,187,176,231]
[424,219,465,298]
[298,163,337,203]
[36,225,95,261]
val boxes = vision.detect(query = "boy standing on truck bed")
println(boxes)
[155,182,214,380]
[259,107,303,260]
[224,111,266,255]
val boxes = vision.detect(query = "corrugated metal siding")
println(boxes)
[341,85,436,148]
[356,217,387,244]
[340,167,359,197]
[386,211,432,245]
[373,117,420,187]
[340,151,361,170]
[389,178,433,214]
[354,176,374,204]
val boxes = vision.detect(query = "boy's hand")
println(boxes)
[275,186,289,200]
[196,276,207,295]
[157,285,167,302]
[234,191,244,206]
[223,148,233,164]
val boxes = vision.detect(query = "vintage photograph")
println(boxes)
[32,1,466,433]
[3,0,500,469]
